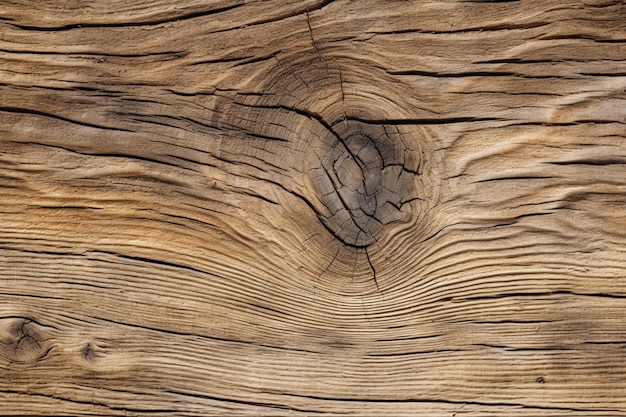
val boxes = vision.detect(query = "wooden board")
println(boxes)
[1,0,625,415]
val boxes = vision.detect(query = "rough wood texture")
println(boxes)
[1,0,625,415]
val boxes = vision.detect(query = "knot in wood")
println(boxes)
[312,120,417,248]
[222,53,433,249]
[0,317,50,364]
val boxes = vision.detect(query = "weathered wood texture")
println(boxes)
[1,0,626,415]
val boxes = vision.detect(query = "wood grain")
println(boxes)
[1,0,625,415]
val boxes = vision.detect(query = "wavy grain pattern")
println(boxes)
[1,0,625,415]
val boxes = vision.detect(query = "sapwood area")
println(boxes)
[1,0,626,415]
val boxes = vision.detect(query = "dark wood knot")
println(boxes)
[311,119,420,247]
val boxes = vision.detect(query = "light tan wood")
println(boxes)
[1,0,625,415]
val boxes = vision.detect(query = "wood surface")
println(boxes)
[1,0,626,415]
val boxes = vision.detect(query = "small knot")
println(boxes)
[311,119,421,247]
[0,317,51,364]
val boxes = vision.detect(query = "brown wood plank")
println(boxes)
[1,0,625,415]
